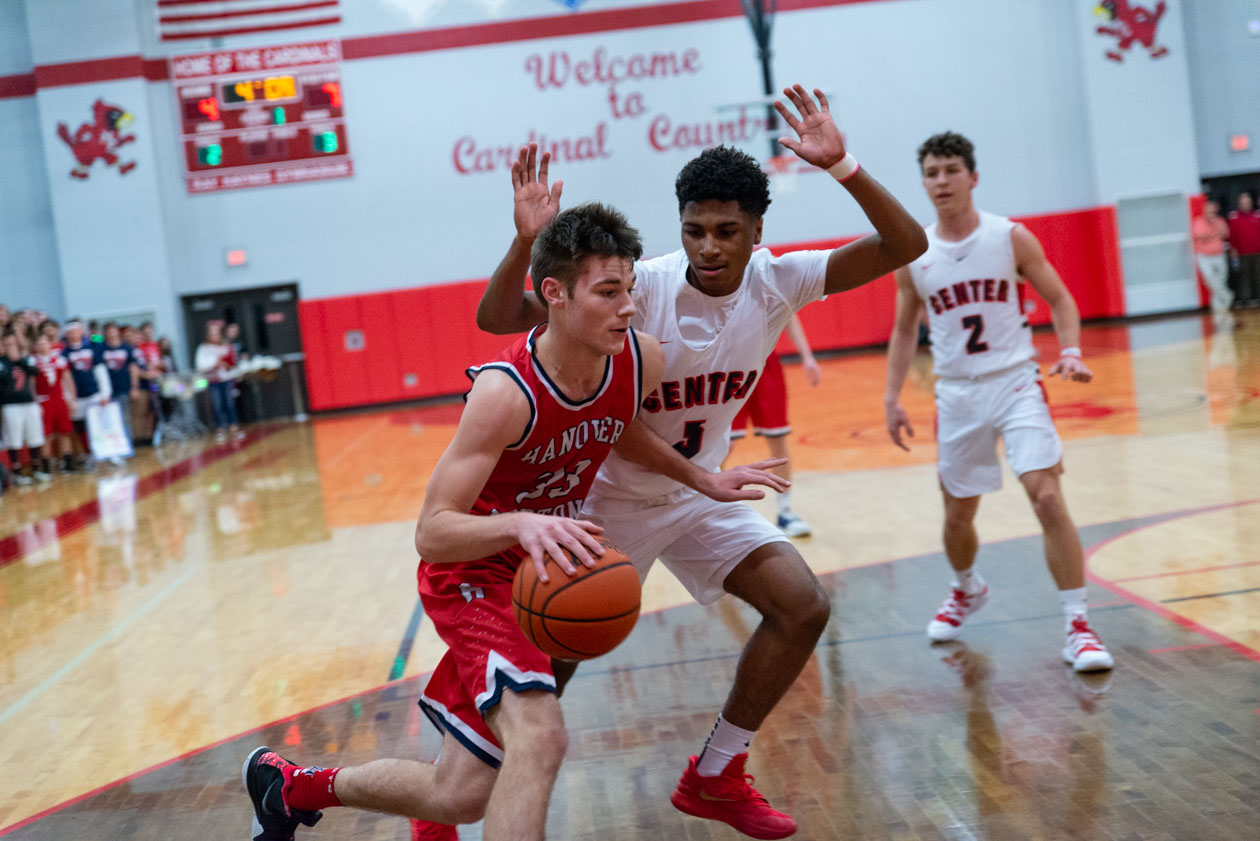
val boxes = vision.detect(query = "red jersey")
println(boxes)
[33,352,71,405]
[137,340,163,371]
[462,323,644,568]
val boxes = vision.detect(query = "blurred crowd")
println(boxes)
[0,303,205,493]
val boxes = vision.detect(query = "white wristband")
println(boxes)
[1059,346,1082,358]
[826,152,860,183]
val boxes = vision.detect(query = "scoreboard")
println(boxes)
[170,40,352,194]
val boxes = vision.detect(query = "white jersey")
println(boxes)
[908,211,1035,379]
[590,246,828,501]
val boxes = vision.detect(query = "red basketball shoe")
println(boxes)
[670,754,796,839]
[1063,615,1114,672]
[410,818,458,840]
[926,582,989,642]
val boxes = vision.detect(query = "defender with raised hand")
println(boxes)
[475,85,926,839]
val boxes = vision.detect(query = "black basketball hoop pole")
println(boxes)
[741,0,779,161]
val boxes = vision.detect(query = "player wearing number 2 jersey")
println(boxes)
[883,131,1112,674]
[477,84,927,839]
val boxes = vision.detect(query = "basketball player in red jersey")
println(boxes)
[32,334,77,474]
[243,203,785,841]
[475,85,926,839]
[883,131,1112,672]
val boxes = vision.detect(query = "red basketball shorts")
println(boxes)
[730,351,790,439]
[416,558,556,769]
[39,398,73,436]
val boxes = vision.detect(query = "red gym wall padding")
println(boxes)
[301,205,1126,411]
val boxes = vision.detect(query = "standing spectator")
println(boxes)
[1227,191,1260,307]
[62,321,109,470]
[135,323,164,443]
[157,336,178,375]
[39,319,63,352]
[33,333,77,473]
[1,333,50,483]
[100,323,145,453]
[196,322,242,442]
[0,304,10,335]
[1193,198,1233,326]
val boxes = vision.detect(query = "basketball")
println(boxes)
[512,539,641,661]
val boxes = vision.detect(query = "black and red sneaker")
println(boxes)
[243,746,323,841]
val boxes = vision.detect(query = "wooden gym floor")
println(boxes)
[1,312,1257,840]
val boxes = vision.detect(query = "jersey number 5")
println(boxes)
[962,315,989,354]
[673,420,705,459]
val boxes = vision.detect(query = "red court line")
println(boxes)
[1085,497,1260,665]
[1111,559,1260,583]
[0,427,280,569]
[0,670,425,838]
[1149,643,1222,654]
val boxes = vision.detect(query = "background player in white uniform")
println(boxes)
[477,85,927,839]
[883,131,1113,673]
[727,312,821,537]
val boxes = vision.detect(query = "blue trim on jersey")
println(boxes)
[526,325,613,409]
[465,362,537,450]
[627,326,643,419]
[476,671,557,715]
[416,698,503,770]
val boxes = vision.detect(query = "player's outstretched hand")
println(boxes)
[1048,355,1093,383]
[698,458,791,502]
[885,402,914,451]
[773,84,846,171]
[515,512,604,583]
[511,143,563,241]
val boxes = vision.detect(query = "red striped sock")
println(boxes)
[283,766,343,811]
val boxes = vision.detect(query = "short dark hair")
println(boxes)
[530,202,642,305]
[675,146,771,218]
[918,131,976,173]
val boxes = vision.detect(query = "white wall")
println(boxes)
[0,0,1234,330]
[1183,0,1260,178]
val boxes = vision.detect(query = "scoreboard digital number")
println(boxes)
[170,40,353,194]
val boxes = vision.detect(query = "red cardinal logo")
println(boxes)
[1094,1,1169,63]
[56,99,137,180]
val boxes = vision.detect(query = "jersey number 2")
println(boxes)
[962,315,989,354]
[673,420,705,459]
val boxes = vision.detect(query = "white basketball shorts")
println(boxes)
[581,487,789,605]
[934,362,1062,498]
[2,403,46,449]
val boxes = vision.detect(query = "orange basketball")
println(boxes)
[512,539,641,662]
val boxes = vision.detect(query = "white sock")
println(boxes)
[954,567,981,593]
[696,714,756,776]
[1060,587,1088,627]
[777,490,792,516]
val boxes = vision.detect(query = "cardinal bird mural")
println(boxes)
[56,99,137,180]
[1094,0,1170,63]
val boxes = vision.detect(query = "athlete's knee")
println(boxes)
[1029,487,1068,525]
[942,506,977,536]
[496,694,569,772]
[434,784,490,824]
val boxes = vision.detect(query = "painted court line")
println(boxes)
[1111,559,1260,583]
[0,564,200,725]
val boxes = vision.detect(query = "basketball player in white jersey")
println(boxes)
[476,85,927,839]
[883,131,1113,673]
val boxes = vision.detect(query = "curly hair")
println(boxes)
[531,202,642,306]
[917,131,976,173]
[674,146,771,218]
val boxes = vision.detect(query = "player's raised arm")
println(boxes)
[773,84,927,295]
[1012,224,1092,383]
[883,266,923,451]
[476,143,559,335]
[414,370,603,578]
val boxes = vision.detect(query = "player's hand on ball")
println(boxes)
[699,458,790,502]
[511,143,564,241]
[885,402,914,451]
[1048,356,1092,383]
[516,513,604,583]
[773,84,846,170]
